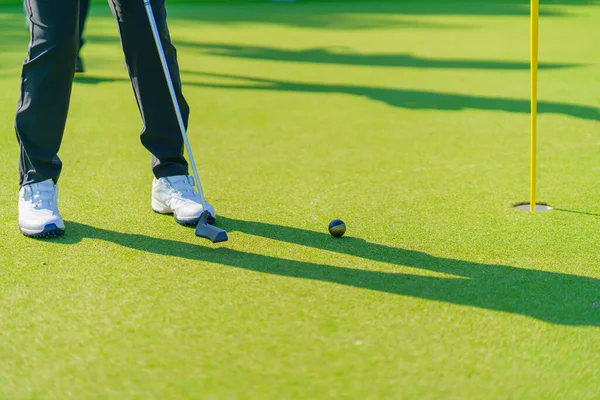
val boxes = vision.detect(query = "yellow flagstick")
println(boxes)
[530,0,539,212]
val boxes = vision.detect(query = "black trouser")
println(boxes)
[78,0,90,55]
[16,0,189,186]
[24,0,88,53]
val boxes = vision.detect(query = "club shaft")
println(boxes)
[143,0,208,209]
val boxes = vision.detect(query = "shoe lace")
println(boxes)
[168,176,197,198]
[28,184,55,209]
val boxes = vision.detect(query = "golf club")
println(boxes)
[143,0,228,243]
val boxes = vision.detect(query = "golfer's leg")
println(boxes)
[78,0,91,54]
[108,0,189,178]
[16,0,79,185]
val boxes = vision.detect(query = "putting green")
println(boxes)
[1,1,599,398]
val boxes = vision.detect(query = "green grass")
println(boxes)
[1,1,600,399]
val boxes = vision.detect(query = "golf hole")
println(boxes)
[513,202,553,212]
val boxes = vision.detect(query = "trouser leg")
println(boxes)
[108,0,189,178]
[78,0,91,54]
[16,0,80,186]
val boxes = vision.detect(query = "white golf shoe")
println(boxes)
[18,179,65,238]
[151,175,216,225]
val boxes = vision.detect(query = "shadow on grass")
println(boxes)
[55,219,600,327]
[3,0,587,34]
[183,72,600,121]
[160,0,600,28]
[554,208,600,217]
[73,76,124,84]
[172,42,582,70]
[71,73,600,122]
[82,36,584,70]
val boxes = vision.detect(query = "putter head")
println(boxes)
[195,211,228,243]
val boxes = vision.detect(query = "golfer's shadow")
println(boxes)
[62,219,600,327]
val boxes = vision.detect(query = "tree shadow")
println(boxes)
[160,0,600,29]
[68,72,600,122]
[81,38,583,70]
[73,76,124,85]
[182,71,600,122]
[173,42,581,70]
[43,72,600,122]
[50,219,599,326]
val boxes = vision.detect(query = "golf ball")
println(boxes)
[328,219,346,238]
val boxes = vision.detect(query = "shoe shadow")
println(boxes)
[54,218,600,327]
